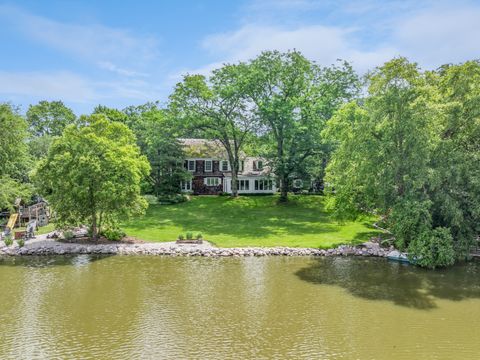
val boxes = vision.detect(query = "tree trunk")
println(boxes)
[231,170,238,197]
[279,174,289,202]
[91,212,98,242]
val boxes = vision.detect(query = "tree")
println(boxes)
[26,100,76,137]
[0,103,30,180]
[170,65,258,197]
[427,61,480,258]
[241,51,359,201]
[323,57,478,268]
[28,135,56,161]
[94,104,189,195]
[0,176,33,212]
[133,107,190,196]
[33,115,150,240]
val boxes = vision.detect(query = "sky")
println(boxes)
[1,0,479,115]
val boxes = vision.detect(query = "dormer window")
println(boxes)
[204,160,212,172]
[256,160,264,171]
[239,160,244,172]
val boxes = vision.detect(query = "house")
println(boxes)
[179,138,276,195]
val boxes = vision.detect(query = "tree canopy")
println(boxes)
[240,50,359,201]
[324,57,480,268]
[26,100,76,137]
[33,115,150,240]
[170,64,258,197]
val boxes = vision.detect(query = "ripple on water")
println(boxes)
[0,256,480,359]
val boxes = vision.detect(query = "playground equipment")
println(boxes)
[5,213,18,235]
[1,198,49,240]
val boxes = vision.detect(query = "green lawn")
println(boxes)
[16,222,55,235]
[122,195,381,248]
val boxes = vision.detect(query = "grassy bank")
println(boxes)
[122,195,381,248]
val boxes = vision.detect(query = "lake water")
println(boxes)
[1,255,479,359]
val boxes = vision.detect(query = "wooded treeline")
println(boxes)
[1,51,478,266]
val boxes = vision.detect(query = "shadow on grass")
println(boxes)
[123,195,373,242]
[295,257,480,310]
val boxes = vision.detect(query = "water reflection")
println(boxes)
[0,254,112,268]
[296,257,480,309]
[2,256,480,359]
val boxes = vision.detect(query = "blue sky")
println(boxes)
[1,0,480,115]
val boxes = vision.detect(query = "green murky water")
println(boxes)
[1,255,479,359]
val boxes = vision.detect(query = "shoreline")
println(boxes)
[0,237,392,258]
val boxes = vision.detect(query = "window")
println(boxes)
[236,179,250,191]
[293,179,303,188]
[255,160,264,171]
[180,180,192,191]
[187,160,196,172]
[205,177,221,186]
[255,179,273,191]
[239,160,245,172]
[204,160,212,172]
[221,160,229,171]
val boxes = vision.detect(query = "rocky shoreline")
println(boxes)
[0,238,393,258]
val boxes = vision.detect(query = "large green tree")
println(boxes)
[426,61,480,258]
[26,100,76,137]
[324,57,479,268]
[0,103,30,179]
[170,65,258,197]
[34,115,150,240]
[241,51,359,201]
[94,104,189,195]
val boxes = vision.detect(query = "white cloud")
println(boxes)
[393,6,480,68]
[201,24,396,72]
[0,71,96,102]
[97,61,149,77]
[193,1,480,78]
[0,70,161,106]
[0,5,158,73]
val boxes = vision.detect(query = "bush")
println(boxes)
[186,232,193,240]
[178,234,185,240]
[3,235,13,246]
[17,239,25,248]
[196,233,203,240]
[408,227,455,269]
[158,194,188,205]
[143,194,159,205]
[101,227,126,242]
[63,230,74,241]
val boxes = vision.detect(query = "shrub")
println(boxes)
[186,232,193,240]
[408,227,455,269]
[143,194,159,205]
[17,239,25,248]
[158,194,188,205]
[63,230,74,241]
[3,235,13,246]
[101,227,126,242]
[178,234,185,240]
[196,233,203,240]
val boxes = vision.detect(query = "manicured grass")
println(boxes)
[122,195,381,248]
[16,223,55,235]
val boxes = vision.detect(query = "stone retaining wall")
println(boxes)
[0,240,392,258]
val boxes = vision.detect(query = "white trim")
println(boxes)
[221,160,230,172]
[180,180,193,192]
[223,176,276,194]
[187,160,196,172]
[204,177,221,186]
[204,159,213,172]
